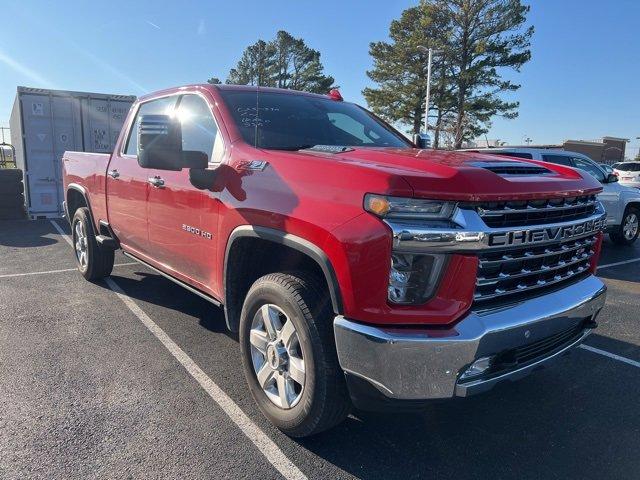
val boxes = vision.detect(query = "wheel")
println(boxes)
[239,272,350,437]
[0,169,23,182]
[71,207,114,280]
[610,207,639,245]
[0,193,25,208]
[0,181,23,195]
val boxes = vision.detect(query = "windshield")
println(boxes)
[218,90,411,150]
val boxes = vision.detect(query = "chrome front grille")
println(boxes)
[472,194,597,228]
[474,233,597,303]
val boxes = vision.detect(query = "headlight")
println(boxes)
[388,253,447,304]
[364,194,456,220]
[364,195,454,305]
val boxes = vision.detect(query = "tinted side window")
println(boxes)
[571,157,605,182]
[124,96,178,155]
[542,154,572,166]
[177,94,222,163]
[490,151,533,159]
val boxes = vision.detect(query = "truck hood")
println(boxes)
[296,147,602,201]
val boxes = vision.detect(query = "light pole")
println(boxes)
[417,46,435,133]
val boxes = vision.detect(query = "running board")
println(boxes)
[122,251,222,307]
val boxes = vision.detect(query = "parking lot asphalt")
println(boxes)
[1,219,639,480]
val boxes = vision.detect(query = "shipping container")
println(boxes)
[9,86,136,218]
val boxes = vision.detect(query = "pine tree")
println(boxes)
[222,31,334,94]
[364,0,532,148]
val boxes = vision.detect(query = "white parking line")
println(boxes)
[0,263,137,279]
[50,219,73,246]
[598,257,640,270]
[49,219,307,477]
[580,344,640,368]
[105,278,307,480]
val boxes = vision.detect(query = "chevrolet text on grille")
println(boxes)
[488,217,606,247]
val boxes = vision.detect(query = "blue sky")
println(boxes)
[1,0,638,155]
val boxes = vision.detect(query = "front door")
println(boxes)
[570,156,620,228]
[107,95,179,255]
[147,93,225,294]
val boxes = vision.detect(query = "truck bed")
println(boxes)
[62,151,111,227]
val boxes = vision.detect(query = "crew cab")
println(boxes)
[469,148,640,245]
[63,85,607,437]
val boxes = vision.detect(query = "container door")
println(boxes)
[51,96,83,214]
[109,100,133,150]
[83,98,112,153]
[19,93,78,216]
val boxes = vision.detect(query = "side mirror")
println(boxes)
[606,173,618,183]
[137,114,209,171]
[413,132,431,149]
[138,114,182,171]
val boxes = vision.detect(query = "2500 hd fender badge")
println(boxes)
[488,217,605,247]
[182,224,212,240]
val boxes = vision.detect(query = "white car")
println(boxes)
[468,148,640,245]
[612,161,640,189]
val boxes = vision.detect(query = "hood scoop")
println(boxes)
[471,161,552,176]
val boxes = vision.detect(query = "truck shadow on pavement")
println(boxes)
[102,272,234,340]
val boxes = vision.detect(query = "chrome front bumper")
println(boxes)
[334,275,606,401]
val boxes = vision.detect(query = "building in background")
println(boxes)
[467,136,629,163]
[563,137,628,164]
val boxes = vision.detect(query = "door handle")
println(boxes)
[148,176,165,188]
[107,170,120,179]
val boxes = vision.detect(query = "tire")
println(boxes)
[610,207,639,245]
[71,207,114,280]
[0,181,23,195]
[0,193,25,208]
[0,169,23,182]
[239,272,350,437]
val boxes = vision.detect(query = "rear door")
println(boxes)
[147,93,225,293]
[107,96,178,255]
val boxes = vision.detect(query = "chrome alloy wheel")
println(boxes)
[249,304,306,409]
[623,212,639,240]
[73,220,88,269]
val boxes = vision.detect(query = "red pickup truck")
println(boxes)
[63,84,607,437]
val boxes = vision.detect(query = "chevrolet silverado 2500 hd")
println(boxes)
[63,84,607,437]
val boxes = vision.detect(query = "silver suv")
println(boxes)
[469,148,640,245]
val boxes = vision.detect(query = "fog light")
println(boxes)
[388,253,446,305]
[460,357,493,380]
